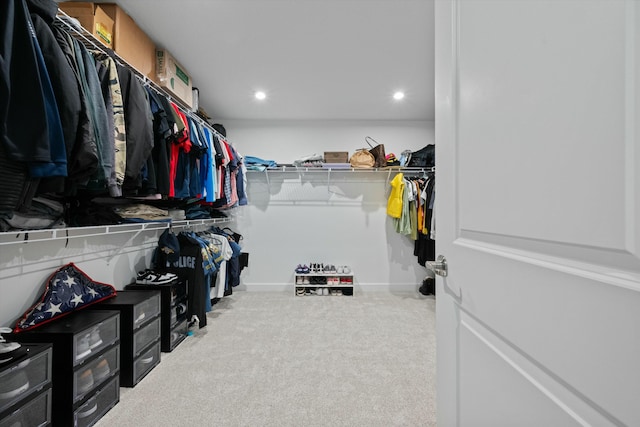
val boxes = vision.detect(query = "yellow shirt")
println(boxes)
[387,173,404,218]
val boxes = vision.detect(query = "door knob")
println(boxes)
[426,255,448,277]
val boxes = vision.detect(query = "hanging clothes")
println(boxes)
[146,88,172,196]
[27,0,81,194]
[155,232,209,329]
[387,173,404,218]
[94,53,126,196]
[117,64,154,194]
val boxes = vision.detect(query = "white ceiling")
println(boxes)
[109,0,434,122]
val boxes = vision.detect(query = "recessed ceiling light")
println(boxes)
[255,91,267,100]
[393,91,405,101]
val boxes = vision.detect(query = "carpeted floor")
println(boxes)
[96,291,436,427]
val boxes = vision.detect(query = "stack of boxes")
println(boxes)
[59,2,194,109]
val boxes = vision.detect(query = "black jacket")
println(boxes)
[27,0,83,194]
[51,26,99,192]
[117,64,154,194]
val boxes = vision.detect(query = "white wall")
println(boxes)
[226,120,435,292]
[0,229,163,328]
[0,120,433,328]
[224,120,432,164]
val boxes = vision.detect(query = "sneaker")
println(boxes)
[295,264,305,274]
[136,270,178,285]
[93,358,111,382]
[77,368,94,394]
[301,265,310,274]
[0,342,27,368]
[77,397,98,419]
[336,289,343,296]
[176,303,187,316]
[337,266,344,274]
[296,288,305,297]
[140,354,155,364]
[76,334,92,361]
[134,312,146,325]
[89,328,103,350]
[296,277,303,285]
[303,277,310,285]
[0,370,29,400]
[323,288,329,296]
[342,266,351,274]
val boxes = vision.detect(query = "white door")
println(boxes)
[435,1,640,426]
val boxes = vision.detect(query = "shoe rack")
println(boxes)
[294,266,354,296]
[0,343,52,426]
[90,291,162,387]
[12,310,121,427]
[125,280,188,352]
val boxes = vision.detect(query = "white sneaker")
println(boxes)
[323,288,329,296]
[337,266,344,274]
[342,266,351,274]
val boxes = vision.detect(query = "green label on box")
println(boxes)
[96,22,111,45]
[175,64,189,86]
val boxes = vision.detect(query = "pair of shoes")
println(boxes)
[79,359,114,394]
[336,265,351,274]
[303,277,310,285]
[317,287,329,296]
[326,277,340,285]
[295,264,310,274]
[323,265,337,274]
[76,328,103,361]
[296,277,303,284]
[340,277,353,285]
[136,270,178,285]
[309,263,325,273]
[296,287,305,296]
[330,289,344,296]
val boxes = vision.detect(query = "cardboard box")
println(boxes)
[58,2,114,48]
[155,49,193,108]
[98,4,156,79]
[324,152,349,163]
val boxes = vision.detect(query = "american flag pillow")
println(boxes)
[13,263,116,333]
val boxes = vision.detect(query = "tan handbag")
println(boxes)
[349,149,375,168]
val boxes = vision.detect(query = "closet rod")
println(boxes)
[54,11,228,144]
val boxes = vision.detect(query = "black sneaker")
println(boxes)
[419,278,435,296]
[136,270,178,285]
